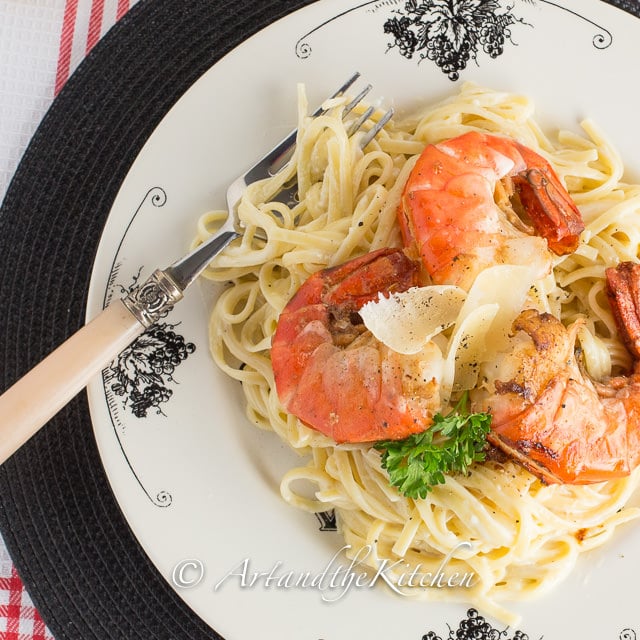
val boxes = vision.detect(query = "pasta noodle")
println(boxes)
[194,83,640,623]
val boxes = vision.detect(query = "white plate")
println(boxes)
[86,1,640,638]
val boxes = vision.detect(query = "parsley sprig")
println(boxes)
[374,392,492,499]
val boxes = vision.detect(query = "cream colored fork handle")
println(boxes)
[0,300,144,465]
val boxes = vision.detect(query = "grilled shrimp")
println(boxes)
[272,131,586,449]
[474,262,640,484]
[271,248,446,443]
[270,130,640,488]
[398,131,584,289]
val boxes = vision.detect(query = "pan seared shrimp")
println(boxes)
[398,131,585,289]
[271,248,446,443]
[271,132,597,468]
[474,262,640,484]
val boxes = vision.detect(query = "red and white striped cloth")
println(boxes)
[0,4,138,637]
[0,0,138,201]
[55,0,135,94]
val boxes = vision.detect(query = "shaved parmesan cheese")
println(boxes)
[359,285,466,354]
[442,263,543,398]
[458,263,541,354]
[443,303,500,399]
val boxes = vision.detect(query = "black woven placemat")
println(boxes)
[0,1,638,639]
[0,1,312,638]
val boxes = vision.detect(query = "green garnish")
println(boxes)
[374,392,492,499]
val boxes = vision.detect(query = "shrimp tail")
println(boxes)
[511,163,584,255]
[606,261,640,360]
[321,248,420,308]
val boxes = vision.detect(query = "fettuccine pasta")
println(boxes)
[193,84,640,623]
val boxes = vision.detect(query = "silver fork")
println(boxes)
[225,71,394,211]
[0,73,394,465]
[167,72,393,288]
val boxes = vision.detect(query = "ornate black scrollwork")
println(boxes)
[538,1,612,49]
[315,510,338,531]
[99,185,195,508]
[154,490,173,508]
[295,1,613,82]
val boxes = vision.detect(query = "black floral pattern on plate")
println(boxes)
[109,322,196,418]
[422,609,531,640]
[384,0,529,80]
[422,609,636,640]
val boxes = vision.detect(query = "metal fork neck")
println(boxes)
[164,229,241,293]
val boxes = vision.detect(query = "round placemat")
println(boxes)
[0,0,638,639]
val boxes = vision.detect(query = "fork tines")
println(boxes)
[331,73,393,149]
[358,106,394,148]
[227,73,394,214]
